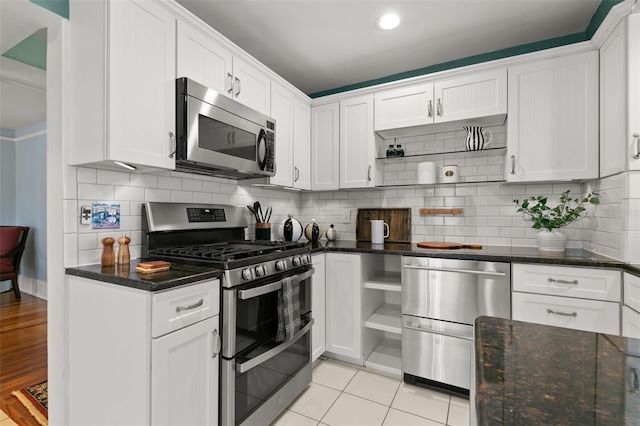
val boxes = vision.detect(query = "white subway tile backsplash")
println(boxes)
[158,176,182,190]
[182,179,203,192]
[171,191,194,203]
[78,233,98,251]
[77,167,97,184]
[63,199,78,234]
[145,188,171,202]
[97,170,130,186]
[130,174,158,188]
[78,183,115,201]
[115,186,145,201]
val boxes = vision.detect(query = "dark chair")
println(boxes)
[0,226,30,299]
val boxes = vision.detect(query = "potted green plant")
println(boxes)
[513,190,599,252]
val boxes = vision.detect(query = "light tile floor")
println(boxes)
[272,358,470,426]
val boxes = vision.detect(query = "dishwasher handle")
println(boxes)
[403,264,506,277]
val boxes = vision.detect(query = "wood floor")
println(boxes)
[0,291,47,426]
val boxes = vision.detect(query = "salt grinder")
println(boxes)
[101,237,115,267]
[117,234,131,265]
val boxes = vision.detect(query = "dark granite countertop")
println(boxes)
[475,316,640,425]
[65,259,222,291]
[305,240,640,276]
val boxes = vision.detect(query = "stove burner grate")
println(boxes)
[148,240,305,262]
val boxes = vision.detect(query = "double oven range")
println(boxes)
[142,202,314,426]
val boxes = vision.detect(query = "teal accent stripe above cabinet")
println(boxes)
[309,0,624,98]
[2,36,47,70]
[29,0,69,19]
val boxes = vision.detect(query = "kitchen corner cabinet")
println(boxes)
[628,12,640,171]
[340,95,377,189]
[506,50,599,182]
[67,277,220,425]
[68,0,176,171]
[623,273,640,338]
[176,19,270,115]
[374,69,507,138]
[325,253,362,363]
[311,253,326,361]
[599,19,628,178]
[511,263,620,335]
[311,102,340,190]
[293,98,312,190]
[361,254,402,376]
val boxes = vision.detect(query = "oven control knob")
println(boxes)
[275,260,287,271]
[255,265,266,277]
[306,254,312,264]
[242,268,253,281]
[292,256,302,266]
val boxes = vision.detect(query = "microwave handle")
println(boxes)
[257,129,267,170]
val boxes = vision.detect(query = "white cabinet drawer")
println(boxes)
[512,263,621,302]
[624,272,640,313]
[512,292,620,335]
[623,306,640,339]
[152,279,220,338]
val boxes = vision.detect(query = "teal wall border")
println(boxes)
[29,0,69,19]
[2,36,47,70]
[309,0,624,98]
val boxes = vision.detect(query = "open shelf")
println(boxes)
[376,146,506,161]
[365,304,402,334]
[364,337,402,376]
[364,272,401,292]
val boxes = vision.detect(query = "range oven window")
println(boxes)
[234,273,311,354]
[198,114,256,161]
[234,315,311,424]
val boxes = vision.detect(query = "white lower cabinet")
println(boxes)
[311,253,326,362]
[512,263,621,335]
[623,306,640,338]
[512,292,620,335]
[361,254,402,376]
[67,276,220,425]
[325,252,362,363]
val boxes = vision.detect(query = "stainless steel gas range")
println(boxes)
[142,202,314,426]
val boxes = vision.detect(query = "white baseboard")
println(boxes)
[17,275,48,300]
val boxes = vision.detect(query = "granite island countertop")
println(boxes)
[306,240,640,276]
[475,316,640,425]
[65,259,222,291]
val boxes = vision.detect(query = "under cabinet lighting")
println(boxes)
[376,13,400,30]
[114,161,137,171]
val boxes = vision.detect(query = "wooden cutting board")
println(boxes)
[417,242,483,250]
[356,208,411,243]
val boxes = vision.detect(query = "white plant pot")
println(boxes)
[536,229,567,252]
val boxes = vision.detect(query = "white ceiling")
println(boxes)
[176,0,601,96]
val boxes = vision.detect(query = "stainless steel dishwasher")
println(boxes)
[402,256,511,394]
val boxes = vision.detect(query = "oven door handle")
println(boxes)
[235,319,314,374]
[237,267,315,300]
[403,264,506,277]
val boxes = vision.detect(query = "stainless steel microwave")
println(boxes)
[175,77,276,179]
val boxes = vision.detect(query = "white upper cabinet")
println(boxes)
[69,0,176,171]
[311,102,340,191]
[506,50,599,182]
[340,95,376,189]
[176,19,233,96]
[629,12,640,171]
[293,98,312,190]
[374,84,433,132]
[267,82,295,187]
[600,20,628,178]
[374,69,506,138]
[176,19,270,115]
[433,69,507,124]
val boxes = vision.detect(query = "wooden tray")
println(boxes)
[136,260,171,274]
[417,242,482,250]
[356,208,411,243]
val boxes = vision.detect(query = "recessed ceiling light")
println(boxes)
[376,13,400,30]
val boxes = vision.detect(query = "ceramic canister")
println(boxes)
[304,219,322,242]
[441,165,459,183]
[326,224,338,241]
[279,215,303,242]
[417,162,436,184]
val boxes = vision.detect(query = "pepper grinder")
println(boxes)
[101,237,115,267]
[117,234,131,265]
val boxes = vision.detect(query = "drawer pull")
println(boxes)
[175,298,204,313]
[630,367,639,395]
[546,308,577,317]
[548,278,578,285]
